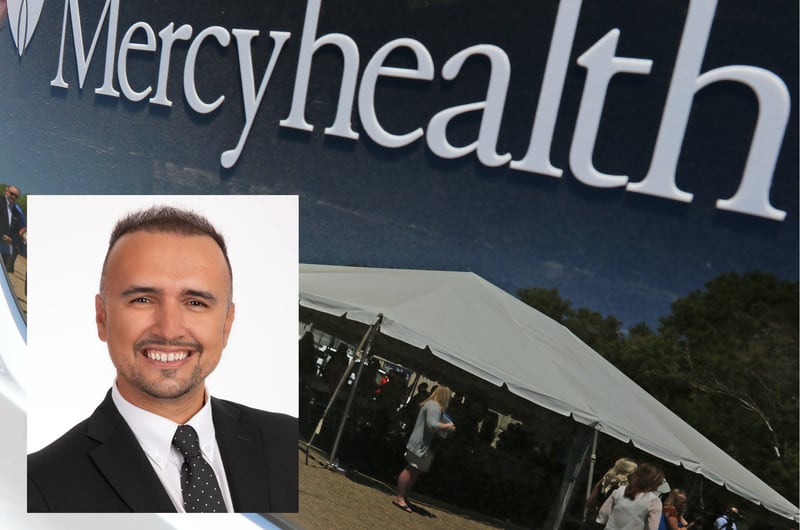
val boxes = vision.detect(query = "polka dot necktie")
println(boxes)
[172,425,228,513]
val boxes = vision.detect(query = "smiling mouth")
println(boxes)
[144,349,192,363]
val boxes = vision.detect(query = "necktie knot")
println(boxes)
[172,424,202,459]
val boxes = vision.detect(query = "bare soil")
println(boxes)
[279,446,510,530]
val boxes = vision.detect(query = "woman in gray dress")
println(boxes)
[392,385,456,513]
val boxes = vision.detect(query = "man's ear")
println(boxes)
[222,302,235,347]
[95,294,108,342]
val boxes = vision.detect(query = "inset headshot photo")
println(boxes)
[26,195,299,513]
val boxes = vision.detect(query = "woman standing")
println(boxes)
[392,385,456,513]
[587,458,639,512]
[596,462,665,530]
[661,489,695,530]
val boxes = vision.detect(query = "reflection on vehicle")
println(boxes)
[0,184,27,527]
[1,184,26,321]
[3,252,25,320]
[0,183,26,412]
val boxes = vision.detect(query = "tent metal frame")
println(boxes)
[304,314,383,467]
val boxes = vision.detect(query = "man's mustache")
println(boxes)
[134,338,203,353]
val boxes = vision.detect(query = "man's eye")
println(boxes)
[131,297,151,303]
[187,300,208,307]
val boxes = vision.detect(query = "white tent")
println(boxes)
[299,264,799,522]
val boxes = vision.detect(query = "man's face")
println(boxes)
[5,187,18,203]
[95,231,235,414]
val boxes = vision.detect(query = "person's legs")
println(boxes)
[404,468,421,502]
[2,251,14,273]
[394,466,421,508]
[6,248,16,273]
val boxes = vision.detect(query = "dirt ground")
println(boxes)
[278,446,511,530]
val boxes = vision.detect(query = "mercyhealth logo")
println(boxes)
[8,0,45,56]
[6,0,793,222]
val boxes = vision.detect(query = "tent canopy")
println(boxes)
[299,264,799,522]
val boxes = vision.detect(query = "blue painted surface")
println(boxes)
[0,0,796,327]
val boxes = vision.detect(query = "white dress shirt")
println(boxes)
[111,383,235,512]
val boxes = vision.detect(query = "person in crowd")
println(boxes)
[409,383,430,407]
[587,457,639,513]
[713,505,741,530]
[392,385,455,513]
[324,343,349,393]
[378,371,406,412]
[1,184,25,273]
[496,422,526,456]
[356,358,380,398]
[402,382,430,434]
[299,333,322,436]
[596,462,665,530]
[477,407,498,445]
[403,383,429,423]
[444,393,468,435]
[661,489,695,530]
[10,203,26,265]
[299,332,319,379]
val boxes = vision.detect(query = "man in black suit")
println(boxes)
[0,184,25,273]
[27,206,298,512]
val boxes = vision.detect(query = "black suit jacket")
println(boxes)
[0,195,23,240]
[27,390,298,512]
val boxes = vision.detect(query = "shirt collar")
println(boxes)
[111,382,218,469]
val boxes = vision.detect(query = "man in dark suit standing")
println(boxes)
[0,184,25,273]
[27,205,298,513]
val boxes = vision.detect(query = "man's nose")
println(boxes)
[152,300,186,339]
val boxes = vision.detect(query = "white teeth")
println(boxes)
[146,351,188,362]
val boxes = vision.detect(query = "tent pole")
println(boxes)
[404,372,421,407]
[327,314,384,468]
[582,429,599,524]
[398,372,420,434]
[304,314,383,465]
[547,426,594,530]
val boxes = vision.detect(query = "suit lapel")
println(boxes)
[212,399,271,511]
[86,391,176,512]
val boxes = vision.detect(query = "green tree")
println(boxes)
[517,287,572,324]
[658,272,799,501]
[517,287,622,357]
[517,272,799,503]
[604,322,690,404]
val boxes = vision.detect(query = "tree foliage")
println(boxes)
[517,272,799,504]
[659,272,799,501]
[517,286,623,357]
[518,287,572,324]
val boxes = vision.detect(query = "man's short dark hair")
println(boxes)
[99,205,232,293]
